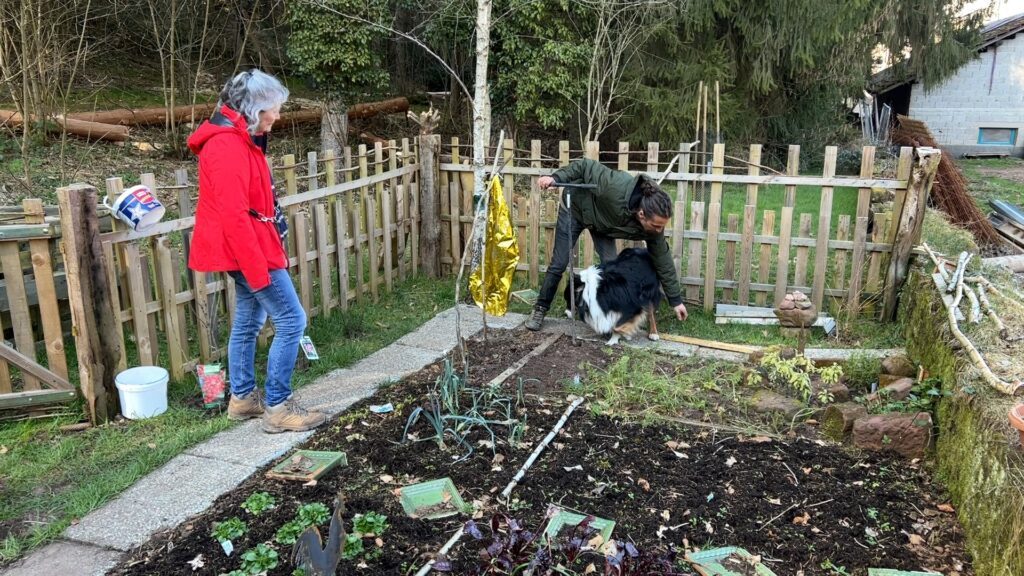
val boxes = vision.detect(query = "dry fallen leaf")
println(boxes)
[660,510,671,521]
[671,450,689,459]
[937,503,955,513]
[187,554,205,571]
[375,537,384,548]
[147,443,157,449]
[665,440,691,450]
[637,478,651,492]
[0,445,8,455]
[908,533,926,546]
[792,511,811,525]
[802,467,812,475]
[584,563,597,574]
[380,474,394,483]
[587,534,605,549]
[742,435,773,444]
[442,491,453,503]
[564,465,583,472]
[725,456,737,468]
[656,525,668,539]
[767,497,782,506]
[303,479,318,487]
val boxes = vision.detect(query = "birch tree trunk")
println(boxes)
[472,0,492,202]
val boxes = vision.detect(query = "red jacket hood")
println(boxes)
[187,106,249,154]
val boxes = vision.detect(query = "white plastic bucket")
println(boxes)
[102,184,166,232]
[115,366,169,419]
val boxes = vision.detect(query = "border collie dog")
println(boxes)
[564,248,662,345]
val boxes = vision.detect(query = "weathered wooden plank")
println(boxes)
[351,206,365,303]
[154,237,186,382]
[102,242,128,372]
[835,215,851,293]
[24,199,67,380]
[784,145,800,207]
[866,212,890,311]
[366,193,380,301]
[794,214,813,288]
[315,204,333,315]
[449,181,462,271]
[618,142,630,170]
[294,212,312,315]
[703,145,725,312]
[687,202,705,303]
[382,186,394,291]
[773,208,793,305]
[847,146,876,317]
[411,182,421,275]
[723,214,738,303]
[0,242,39,389]
[758,211,776,307]
[123,243,155,366]
[739,204,755,306]
[0,388,76,410]
[334,200,350,309]
[812,147,837,309]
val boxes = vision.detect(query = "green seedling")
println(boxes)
[241,492,276,515]
[296,502,330,526]
[352,511,388,537]
[212,517,247,543]
[275,520,304,546]
[240,543,279,574]
[341,534,364,560]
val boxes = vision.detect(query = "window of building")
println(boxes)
[978,127,1018,146]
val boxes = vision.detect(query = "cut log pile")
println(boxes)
[0,97,410,144]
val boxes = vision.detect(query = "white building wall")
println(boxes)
[909,34,1024,156]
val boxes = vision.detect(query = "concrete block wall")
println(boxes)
[909,35,1024,156]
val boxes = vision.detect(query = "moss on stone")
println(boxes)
[903,269,1024,576]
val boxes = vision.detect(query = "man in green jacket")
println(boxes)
[525,158,689,331]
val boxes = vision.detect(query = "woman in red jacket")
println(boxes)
[188,69,325,433]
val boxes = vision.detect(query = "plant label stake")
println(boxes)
[554,183,596,347]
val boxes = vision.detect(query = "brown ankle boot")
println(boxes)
[262,397,327,433]
[227,389,264,421]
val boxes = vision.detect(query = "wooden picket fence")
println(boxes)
[438,139,937,318]
[0,139,421,418]
[0,134,938,422]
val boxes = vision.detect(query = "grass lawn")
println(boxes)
[958,156,1024,211]
[0,275,455,565]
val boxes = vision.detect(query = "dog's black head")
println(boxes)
[562,273,588,320]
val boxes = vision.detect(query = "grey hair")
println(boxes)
[218,69,289,134]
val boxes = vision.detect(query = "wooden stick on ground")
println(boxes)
[658,333,759,355]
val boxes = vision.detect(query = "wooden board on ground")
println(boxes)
[714,304,837,335]
[657,333,759,355]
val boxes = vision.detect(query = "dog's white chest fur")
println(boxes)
[577,267,620,334]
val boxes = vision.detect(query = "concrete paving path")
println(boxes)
[1,304,899,575]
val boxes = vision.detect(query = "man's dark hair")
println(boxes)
[636,177,672,219]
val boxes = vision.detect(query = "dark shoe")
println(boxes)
[227,389,264,421]
[525,307,546,331]
[262,397,327,433]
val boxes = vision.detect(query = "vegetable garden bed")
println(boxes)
[109,329,969,576]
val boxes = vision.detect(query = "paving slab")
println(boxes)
[186,419,314,468]
[396,313,460,352]
[347,343,443,380]
[0,540,121,576]
[64,454,255,551]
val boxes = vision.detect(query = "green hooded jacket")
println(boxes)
[550,159,683,307]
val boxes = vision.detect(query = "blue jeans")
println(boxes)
[535,201,618,311]
[227,268,307,407]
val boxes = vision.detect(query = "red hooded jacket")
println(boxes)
[187,106,287,291]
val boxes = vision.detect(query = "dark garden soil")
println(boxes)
[109,329,970,576]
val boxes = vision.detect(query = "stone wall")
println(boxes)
[908,35,1024,157]
[903,269,1024,576]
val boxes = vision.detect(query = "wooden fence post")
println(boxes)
[882,147,941,320]
[418,133,442,278]
[57,184,121,424]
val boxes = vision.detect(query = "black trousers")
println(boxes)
[535,202,618,311]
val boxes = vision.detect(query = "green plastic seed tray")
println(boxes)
[868,570,942,576]
[266,450,347,482]
[398,477,468,519]
[686,546,779,576]
[541,508,615,547]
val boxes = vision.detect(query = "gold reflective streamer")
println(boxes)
[470,177,519,316]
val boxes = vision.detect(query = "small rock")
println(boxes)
[866,377,915,402]
[828,382,851,403]
[751,390,805,420]
[853,412,932,458]
[821,402,868,441]
[779,300,795,310]
[878,373,905,388]
[881,354,916,378]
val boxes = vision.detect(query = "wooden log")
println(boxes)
[65,103,217,126]
[57,184,122,424]
[1,109,128,142]
[982,254,1024,273]
[277,98,410,127]
[418,134,442,278]
[883,147,941,320]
